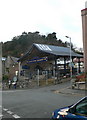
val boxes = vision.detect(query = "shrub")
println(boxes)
[3,75,9,82]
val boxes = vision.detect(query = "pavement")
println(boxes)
[2,77,87,97]
[54,86,86,96]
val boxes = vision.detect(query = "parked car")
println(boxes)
[52,96,87,120]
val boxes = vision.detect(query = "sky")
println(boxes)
[0,0,86,48]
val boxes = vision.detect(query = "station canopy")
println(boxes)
[18,43,83,62]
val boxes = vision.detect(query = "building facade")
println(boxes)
[0,43,2,82]
[2,56,19,81]
[18,43,83,80]
[81,1,87,72]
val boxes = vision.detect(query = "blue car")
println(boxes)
[52,96,87,120]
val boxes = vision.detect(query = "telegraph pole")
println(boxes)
[0,42,2,119]
[0,42,2,83]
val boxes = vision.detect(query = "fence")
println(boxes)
[2,68,77,90]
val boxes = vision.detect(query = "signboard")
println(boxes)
[69,62,74,67]
[27,57,48,64]
[22,65,30,69]
[13,76,17,82]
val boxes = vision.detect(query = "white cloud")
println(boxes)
[0,0,86,48]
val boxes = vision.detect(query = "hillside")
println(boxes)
[2,31,80,57]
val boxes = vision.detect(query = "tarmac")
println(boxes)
[1,77,87,97]
[54,86,87,97]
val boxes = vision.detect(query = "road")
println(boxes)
[2,81,85,119]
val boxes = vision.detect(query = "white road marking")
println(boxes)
[0,114,3,117]
[12,114,21,118]
[3,108,8,111]
[3,108,21,118]
[7,111,13,114]
[2,89,27,93]
[2,91,14,93]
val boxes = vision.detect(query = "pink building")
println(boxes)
[81,1,87,72]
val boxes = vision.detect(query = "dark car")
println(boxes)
[52,96,87,120]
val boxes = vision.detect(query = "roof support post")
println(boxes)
[55,56,57,76]
[18,61,21,81]
[54,56,57,84]
[78,58,81,74]
[64,57,66,75]
[37,69,39,86]
[72,57,74,75]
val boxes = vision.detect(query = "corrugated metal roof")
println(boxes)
[34,43,82,57]
[11,56,19,63]
[18,43,83,62]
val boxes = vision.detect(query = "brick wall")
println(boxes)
[0,43,2,82]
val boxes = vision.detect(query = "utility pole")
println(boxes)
[37,69,39,86]
[0,42,2,119]
[65,36,72,78]
[0,42,2,83]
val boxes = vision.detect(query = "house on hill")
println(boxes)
[2,56,19,81]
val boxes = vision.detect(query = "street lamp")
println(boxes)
[0,42,2,82]
[0,42,2,117]
[65,36,72,78]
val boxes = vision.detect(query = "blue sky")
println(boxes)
[0,0,86,48]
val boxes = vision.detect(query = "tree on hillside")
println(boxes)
[2,31,82,57]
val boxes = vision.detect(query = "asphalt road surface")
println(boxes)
[2,81,85,118]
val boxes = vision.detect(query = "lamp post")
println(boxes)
[65,36,72,78]
[0,42,2,118]
[0,42,2,82]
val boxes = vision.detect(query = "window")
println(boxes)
[76,98,87,115]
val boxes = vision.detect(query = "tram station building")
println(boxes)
[18,43,83,82]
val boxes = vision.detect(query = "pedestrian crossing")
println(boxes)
[0,105,21,119]
[0,113,3,118]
